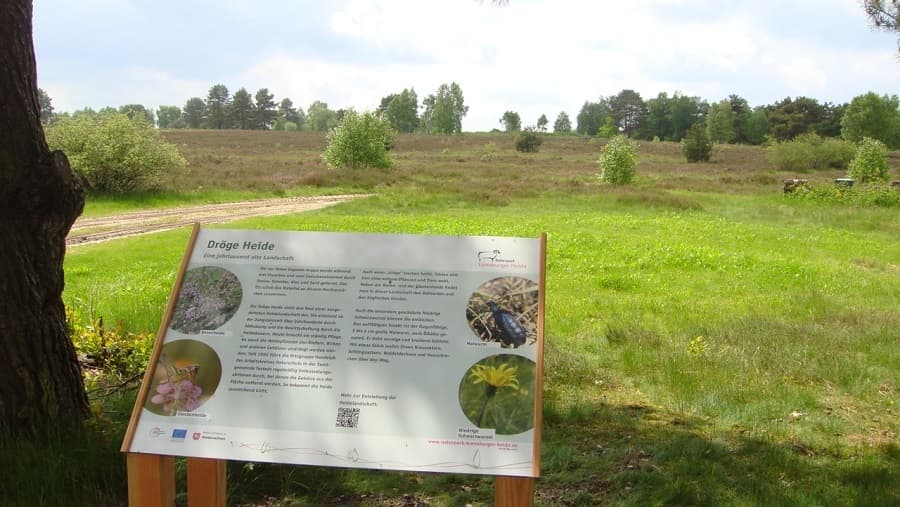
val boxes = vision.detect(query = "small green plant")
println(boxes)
[67,308,154,376]
[45,112,186,193]
[682,123,712,162]
[687,335,708,356]
[784,181,899,207]
[515,127,543,153]
[322,110,394,169]
[480,141,500,161]
[847,137,890,183]
[598,135,638,184]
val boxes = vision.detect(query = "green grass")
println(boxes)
[29,132,900,505]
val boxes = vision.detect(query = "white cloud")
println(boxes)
[35,0,900,131]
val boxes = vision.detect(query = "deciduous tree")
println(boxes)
[308,100,339,132]
[553,111,572,133]
[706,100,735,144]
[500,110,521,132]
[743,107,769,145]
[157,105,183,129]
[118,104,155,126]
[0,0,90,435]
[384,88,419,133]
[575,99,611,136]
[183,97,206,128]
[841,92,900,148]
[537,114,548,132]
[421,82,467,134]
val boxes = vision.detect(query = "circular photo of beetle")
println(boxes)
[144,339,222,416]
[458,354,536,435]
[170,266,242,334]
[466,276,538,347]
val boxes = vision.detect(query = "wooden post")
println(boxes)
[187,458,227,507]
[494,476,535,507]
[127,453,175,507]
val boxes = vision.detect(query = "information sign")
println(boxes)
[124,227,545,477]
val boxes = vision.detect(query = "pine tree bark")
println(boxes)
[0,0,88,434]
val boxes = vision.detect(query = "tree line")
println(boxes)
[503,90,899,150]
[39,82,469,135]
[39,84,899,149]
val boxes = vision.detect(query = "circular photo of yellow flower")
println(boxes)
[466,276,538,348]
[458,354,536,435]
[170,266,243,334]
[143,339,222,416]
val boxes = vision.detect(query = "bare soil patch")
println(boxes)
[67,194,366,246]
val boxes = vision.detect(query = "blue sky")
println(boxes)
[34,0,899,132]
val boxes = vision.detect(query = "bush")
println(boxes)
[45,112,186,193]
[767,139,815,171]
[767,134,857,171]
[322,110,394,169]
[817,138,856,169]
[848,137,890,183]
[682,123,712,162]
[597,135,638,184]
[515,127,543,153]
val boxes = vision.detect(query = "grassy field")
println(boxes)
[6,131,897,506]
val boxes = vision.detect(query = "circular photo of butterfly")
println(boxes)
[170,265,243,334]
[466,276,538,348]
[143,339,222,416]
[458,354,536,435]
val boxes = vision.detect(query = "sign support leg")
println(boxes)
[127,453,175,507]
[187,457,227,507]
[494,476,534,507]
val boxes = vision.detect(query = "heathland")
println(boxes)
[8,130,897,506]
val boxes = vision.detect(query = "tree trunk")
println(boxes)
[0,0,88,434]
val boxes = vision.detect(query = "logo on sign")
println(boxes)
[193,432,202,440]
[171,428,187,442]
[149,427,166,438]
[477,249,522,268]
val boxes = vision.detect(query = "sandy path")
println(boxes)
[67,194,367,246]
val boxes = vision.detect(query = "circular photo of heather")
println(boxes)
[144,339,222,416]
[458,354,536,435]
[170,266,242,334]
[466,276,538,348]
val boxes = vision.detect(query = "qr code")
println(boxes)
[335,407,360,428]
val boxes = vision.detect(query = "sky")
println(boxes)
[34,0,900,132]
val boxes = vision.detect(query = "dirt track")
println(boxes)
[66,194,367,246]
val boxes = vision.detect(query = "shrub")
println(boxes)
[682,123,712,162]
[515,127,543,153]
[767,134,857,171]
[45,112,186,193]
[766,139,815,171]
[597,135,638,184]
[816,138,856,169]
[848,137,889,183]
[322,110,394,169]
